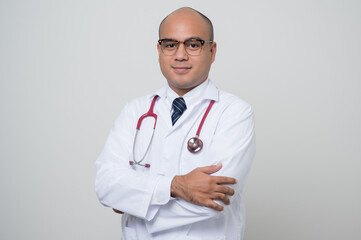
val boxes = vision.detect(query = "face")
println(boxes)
[158,11,217,96]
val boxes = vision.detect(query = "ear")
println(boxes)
[157,43,162,62]
[210,42,217,63]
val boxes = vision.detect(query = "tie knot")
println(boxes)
[171,97,187,125]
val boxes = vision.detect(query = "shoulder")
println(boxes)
[124,94,153,111]
[217,90,253,117]
[115,93,158,125]
[123,86,164,112]
[211,90,255,137]
[123,86,166,112]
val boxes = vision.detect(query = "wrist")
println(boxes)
[170,175,181,198]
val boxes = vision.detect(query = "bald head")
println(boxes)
[159,7,214,41]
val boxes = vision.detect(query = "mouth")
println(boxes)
[172,66,192,74]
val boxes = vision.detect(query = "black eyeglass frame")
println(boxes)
[158,38,213,55]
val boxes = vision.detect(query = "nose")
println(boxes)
[174,43,189,61]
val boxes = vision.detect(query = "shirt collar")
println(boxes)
[151,79,219,110]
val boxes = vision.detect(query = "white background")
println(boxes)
[1,0,360,239]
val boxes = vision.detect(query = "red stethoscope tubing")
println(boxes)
[130,95,214,168]
[130,95,159,168]
[136,95,159,130]
[195,100,214,136]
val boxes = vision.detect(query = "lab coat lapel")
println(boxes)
[165,100,205,137]
[157,99,173,131]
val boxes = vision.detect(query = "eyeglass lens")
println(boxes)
[160,39,203,56]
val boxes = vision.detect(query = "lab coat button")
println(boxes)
[157,198,161,203]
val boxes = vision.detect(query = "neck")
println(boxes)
[169,78,208,97]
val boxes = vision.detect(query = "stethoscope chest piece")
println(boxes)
[187,137,203,153]
[186,99,215,154]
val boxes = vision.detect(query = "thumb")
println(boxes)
[199,163,222,174]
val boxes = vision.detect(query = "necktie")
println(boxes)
[171,97,187,125]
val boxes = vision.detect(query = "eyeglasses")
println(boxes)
[158,38,213,56]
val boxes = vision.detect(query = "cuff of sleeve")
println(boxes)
[145,175,175,221]
[150,174,175,205]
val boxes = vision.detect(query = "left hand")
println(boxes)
[170,163,236,211]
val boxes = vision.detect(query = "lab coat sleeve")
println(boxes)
[145,99,256,233]
[95,101,173,220]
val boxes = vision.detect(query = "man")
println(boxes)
[95,7,255,240]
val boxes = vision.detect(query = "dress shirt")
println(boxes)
[95,79,256,240]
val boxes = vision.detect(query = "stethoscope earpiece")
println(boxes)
[129,161,150,168]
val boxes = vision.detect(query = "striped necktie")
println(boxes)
[171,97,187,125]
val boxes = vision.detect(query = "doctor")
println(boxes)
[95,7,255,240]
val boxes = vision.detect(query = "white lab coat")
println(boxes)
[95,80,256,240]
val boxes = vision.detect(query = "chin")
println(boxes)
[172,80,195,89]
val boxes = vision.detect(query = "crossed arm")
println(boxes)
[113,163,236,214]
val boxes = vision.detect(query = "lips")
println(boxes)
[172,66,192,74]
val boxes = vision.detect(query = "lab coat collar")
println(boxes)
[201,79,219,102]
[150,79,219,132]
[150,79,219,108]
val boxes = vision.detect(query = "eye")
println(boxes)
[186,41,201,49]
[163,41,177,49]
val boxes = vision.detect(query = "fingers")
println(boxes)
[197,164,237,185]
[198,163,222,174]
[205,199,224,211]
[215,185,235,196]
[212,193,230,205]
[213,176,237,185]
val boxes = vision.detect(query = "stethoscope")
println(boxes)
[129,95,215,168]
